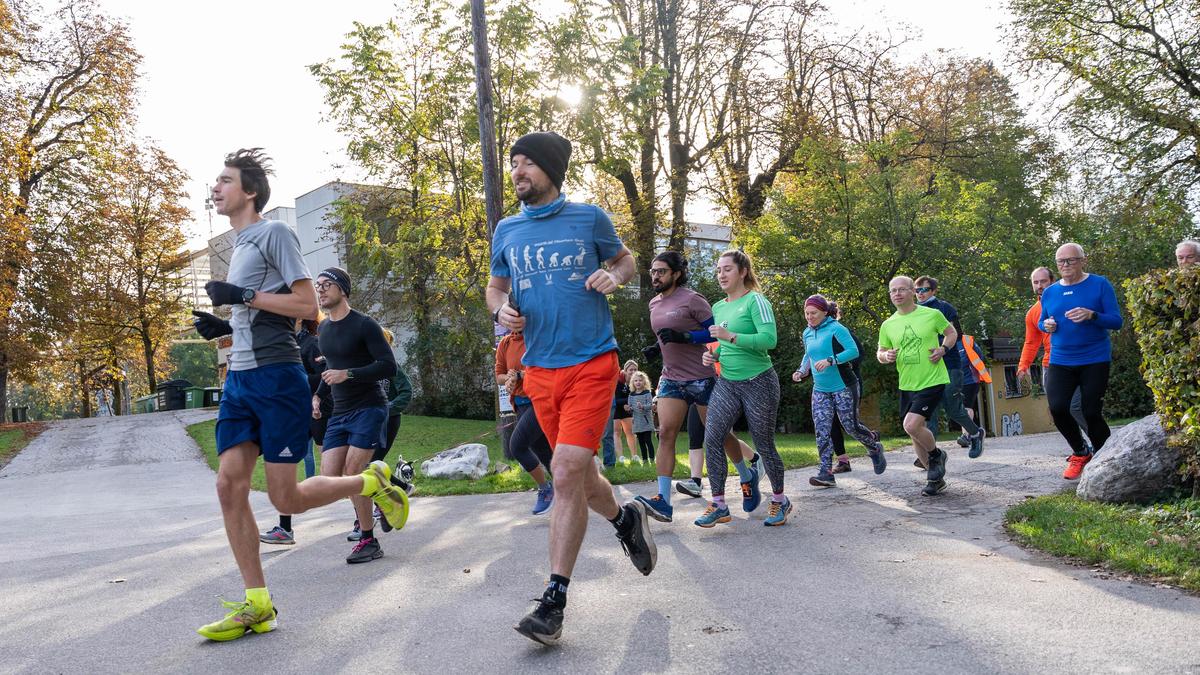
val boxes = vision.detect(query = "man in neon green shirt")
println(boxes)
[877,276,959,496]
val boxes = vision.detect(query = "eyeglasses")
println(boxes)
[649,268,672,277]
[914,287,931,293]
[1055,257,1085,266]
[315,281,336,291]
[889,287,911,294]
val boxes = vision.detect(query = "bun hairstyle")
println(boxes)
[652,251,689,286]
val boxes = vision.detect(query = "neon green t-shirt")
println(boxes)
[878,305,951,392]
[712,291,777,381]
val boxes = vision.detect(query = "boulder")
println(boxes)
[1077,414,1184,503]
[420,443,491,480]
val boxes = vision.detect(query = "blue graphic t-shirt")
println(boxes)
[490,198,624,368]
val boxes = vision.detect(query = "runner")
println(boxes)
[192,149,407,642]
[792,295,886,486]
[914,276,985,458]
[488,131,655,645]
[825,302,866,474]
[1017,266,1092,455]
[1039,243,1124,479]
[695,250,790,527]
[877,275,957,496]
[369,328,416,528]
[953,333,992,448]
[634,251,759,522]
[259,316,325,546]
[495,328,555,515]
[311,266,402,562]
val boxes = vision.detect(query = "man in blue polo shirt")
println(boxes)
[1039,243,1123,479]
[915,276,985,459]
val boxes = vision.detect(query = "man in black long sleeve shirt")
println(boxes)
[312,267,399,564]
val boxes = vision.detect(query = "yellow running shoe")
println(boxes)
[364,460,410,530]
[196,598,277,641]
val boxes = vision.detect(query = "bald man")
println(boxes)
[1038,244,1123,480]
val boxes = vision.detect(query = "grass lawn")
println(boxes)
[1006,491,1200,592]
[0,423,45,470]
[187,414,911,497]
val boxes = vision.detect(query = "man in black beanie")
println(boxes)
[487,133,656,645]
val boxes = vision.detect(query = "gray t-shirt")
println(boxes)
[226,219,312,371]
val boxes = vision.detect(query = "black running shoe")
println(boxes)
[922,479,947,496]
[926,448,947,483]
[346,536,383,564]
[913,458,926,469]
[616,501,657,576]
[515,597,564,645]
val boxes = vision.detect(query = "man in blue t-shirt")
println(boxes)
[915,276,985,459]
[1039,243,1123,480]
[486,132,656,646]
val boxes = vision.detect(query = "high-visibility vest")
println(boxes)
[962,335,992,384]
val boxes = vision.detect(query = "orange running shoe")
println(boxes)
[1063,454,1092,480]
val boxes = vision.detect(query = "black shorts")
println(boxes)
[900,385,946,420]
[687,404,704,450]
[961,382,980,409]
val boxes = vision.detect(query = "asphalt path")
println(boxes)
[1,410,1197,674]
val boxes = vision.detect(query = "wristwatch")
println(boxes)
[492,307,501,323]
[345,369,356,380]
[242,288,257,304]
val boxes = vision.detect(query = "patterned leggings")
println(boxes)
[813,387,882,473]
[704,369,784,496]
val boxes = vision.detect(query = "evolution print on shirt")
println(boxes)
[508,239,591,291]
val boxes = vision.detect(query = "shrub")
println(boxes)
[1125,265,1200,496]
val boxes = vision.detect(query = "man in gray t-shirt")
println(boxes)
[193,149,409,643]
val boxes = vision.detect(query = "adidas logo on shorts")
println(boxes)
[279,448,293,458]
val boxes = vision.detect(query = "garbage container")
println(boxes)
[156,379,192,411]
[183,387,206,409]
[10,406,28,423]
[133,395,156,414]
[203,387,222,407]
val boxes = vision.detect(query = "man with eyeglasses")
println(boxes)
[1177,240,1199,268]
[913,276,985,459]
[1018,267,1091,456]
[1039,243,1123,480]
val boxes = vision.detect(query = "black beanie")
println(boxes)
[318,266,352,297]
[510,132,572,190]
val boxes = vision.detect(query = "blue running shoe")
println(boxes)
[968,429,985,459]
[532,482,554,516]
[809,470,836,487]
[764,497,792,526]
[869,445,888,474]
[741,468,762,513]
[634,494,673,523]
[694,503,732,528]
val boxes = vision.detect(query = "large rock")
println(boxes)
[420,443,490,480]
[1077,414,1184,503]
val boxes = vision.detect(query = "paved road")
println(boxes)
[1,411,1198,674]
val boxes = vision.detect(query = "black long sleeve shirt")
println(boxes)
[315,309,398,415]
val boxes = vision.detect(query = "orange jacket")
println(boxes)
[495,333,528,400]
[962,335,992,384]
[1020,300,1051,371]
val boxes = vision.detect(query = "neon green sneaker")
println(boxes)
[364,460,409,531]
[196,598,277,641]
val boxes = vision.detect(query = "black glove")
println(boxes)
[192,310,232,340]
[641,344,661,363]
[656,327,692,344]
[205,280,247,306]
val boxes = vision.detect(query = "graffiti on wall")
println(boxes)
[1001,412,1024,437]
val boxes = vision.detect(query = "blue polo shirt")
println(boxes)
[490,197,624,368]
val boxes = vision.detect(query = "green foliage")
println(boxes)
[0,422,42,468]
[1006,492,1200,592]
[1125,265,1200,482]
[167,340,217,389]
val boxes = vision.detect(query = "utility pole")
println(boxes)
[471,0,503,238]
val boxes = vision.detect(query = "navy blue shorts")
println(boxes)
[657,376,715,406]
[217,363,311,464]
[323,405,388,451]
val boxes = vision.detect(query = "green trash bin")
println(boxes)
[134,395,156,414]
[183,387,206,409]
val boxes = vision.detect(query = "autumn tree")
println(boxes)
[0,0,139,420]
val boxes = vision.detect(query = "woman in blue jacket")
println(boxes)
[793,295,886,486]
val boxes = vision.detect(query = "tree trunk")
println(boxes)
[0,363,8,424]
[141,326,157,391]
[111,381,122,416]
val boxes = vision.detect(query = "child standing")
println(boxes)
[629,371,657,463]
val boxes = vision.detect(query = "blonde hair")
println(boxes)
[630,371,652,393]
[623,359,639,371]
[718,249,759,291]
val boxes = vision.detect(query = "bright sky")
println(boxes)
[104,0,1014,249]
